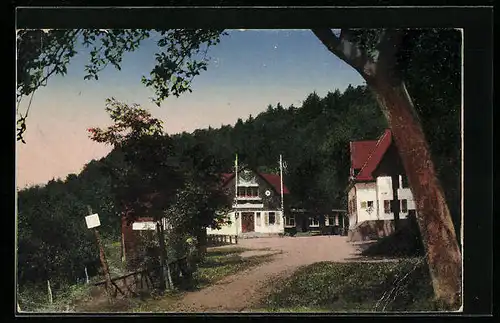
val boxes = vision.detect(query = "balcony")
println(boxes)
[236,196,262,201]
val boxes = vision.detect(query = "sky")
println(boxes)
[16,29,364,189]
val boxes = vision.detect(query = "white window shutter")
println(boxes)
[264,212,269,226]
[276,212,281,225]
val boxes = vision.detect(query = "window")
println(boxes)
[285,215,295,227]
[401,199,408,213]
[237,186,259,198]
[268,212,276,225]
[256,212,261,226]
[402,175,409,188]
[384,200,391,214]
[367,201,374,208]
[309,217,319,227]
[326,215,335,226]
[360,201,367,208]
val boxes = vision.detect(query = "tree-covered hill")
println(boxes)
[17,70,460,288]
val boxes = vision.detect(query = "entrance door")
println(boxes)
[241,212,255,233]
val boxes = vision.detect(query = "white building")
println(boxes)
[207,168,289,237]
[347,129,417,241]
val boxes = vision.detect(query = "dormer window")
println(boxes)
[237,187,260,198]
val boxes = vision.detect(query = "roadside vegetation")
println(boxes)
[258,259,437,313]
[131,247,278,312]
[18,246,277,313]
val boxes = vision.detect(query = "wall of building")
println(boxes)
[348,176,417,230]
[257,211,285,233]
[348,187,357,230]
[377,175,415,221]
[354,182,378,223]
[207,210,285,236]
[207,212,239,236]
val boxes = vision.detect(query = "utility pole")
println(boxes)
[280,154,285,221]
[234,153,239,237]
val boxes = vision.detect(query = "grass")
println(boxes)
[18,239,130,313]
[194,247,277,290]
[104,240,128,277]
[18,282,95,313]
[130,246,278,312]
[258,258,439,313]
[69,246,277,313]
[18,243,279,313]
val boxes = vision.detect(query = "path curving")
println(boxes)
[167,236,365,313]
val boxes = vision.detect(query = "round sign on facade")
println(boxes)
[265,190,272,196]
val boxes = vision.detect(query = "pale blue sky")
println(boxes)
[16,29,364,188]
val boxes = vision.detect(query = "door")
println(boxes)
[241,212,255,233]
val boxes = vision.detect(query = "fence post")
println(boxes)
[85,266,89,284]
[47,280,53,304]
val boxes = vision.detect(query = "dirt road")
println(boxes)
[168,235,364,313]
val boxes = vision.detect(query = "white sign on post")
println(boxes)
[85,213,101,229]
[132,221,157,231]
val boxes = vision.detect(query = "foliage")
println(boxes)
[17,27,461,229]
[18,281,94,313]
[263,259,436,312]
[88,98,181,222]
[17,29,461,296]
[399,29,462,242]
[16,29,226,142]
[167,85,387,212]
[17,179,102,287]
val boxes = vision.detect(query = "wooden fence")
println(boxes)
[93,256,188,298]
[207,234,238,247]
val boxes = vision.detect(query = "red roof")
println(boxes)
[221,171,289,194]
[261,173,290,194]
[350,140,378,171]
[351,129,393,181]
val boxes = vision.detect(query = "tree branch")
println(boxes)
[311,28,374,79]
[375,29,405,81]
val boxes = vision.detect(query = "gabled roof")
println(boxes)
[350,129,393,182]
[350,140,378,171]
[221,170,290,195]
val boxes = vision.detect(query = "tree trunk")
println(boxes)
[368,76,462,309]
[195,227,208,257]
[156,222,166,292]
[94,228,113,297]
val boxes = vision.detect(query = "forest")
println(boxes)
[17,84,460,290]
[17,30,461,298]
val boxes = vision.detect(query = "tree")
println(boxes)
[88,98,231,290]
[311,28,461,308]
[17,28,461,308]
[17,180,99,287]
